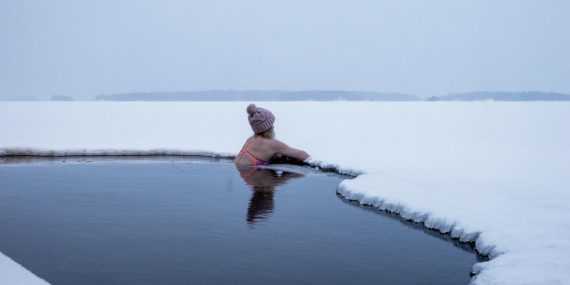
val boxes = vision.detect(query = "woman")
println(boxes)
[234,104,309,168]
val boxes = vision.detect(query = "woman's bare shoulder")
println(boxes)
[264,139,309,161]
[264,139,288,150]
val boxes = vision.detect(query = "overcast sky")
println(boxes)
[1,0,569,100]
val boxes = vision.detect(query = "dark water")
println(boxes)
[0,157,481,285]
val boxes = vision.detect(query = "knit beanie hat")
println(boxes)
[247,104,275,134]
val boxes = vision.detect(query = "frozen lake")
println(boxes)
[0,157,481,284]
[1,101,568,284]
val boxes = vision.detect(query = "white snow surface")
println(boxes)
[0,253,49,285]
[1,102,569,284]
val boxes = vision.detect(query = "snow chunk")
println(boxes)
[0,253,49,284]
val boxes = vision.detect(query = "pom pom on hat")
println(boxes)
[246,104,257,116]
[246,103,275,134]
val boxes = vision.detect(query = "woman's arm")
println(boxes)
[271,140,310,162]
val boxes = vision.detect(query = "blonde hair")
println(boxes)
[257,127,275,140]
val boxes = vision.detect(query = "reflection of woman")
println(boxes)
[237,167,304,225]
[234,104,309,168]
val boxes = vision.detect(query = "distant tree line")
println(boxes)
[95,90,570,102]
[426,91,570,101]
[5,90,569,102]
[51,95,74,101]
[95,90,419,101]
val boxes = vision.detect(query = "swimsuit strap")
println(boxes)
[242,136,261,153]
[240,136,268,166]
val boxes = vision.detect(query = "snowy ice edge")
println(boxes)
[0,252,50,285]
[0,147,235,159]
[0,148,365,176]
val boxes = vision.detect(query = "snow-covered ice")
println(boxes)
[1,101,569,284]
[0,252,48,285]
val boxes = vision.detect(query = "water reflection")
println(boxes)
[236,166,304,225]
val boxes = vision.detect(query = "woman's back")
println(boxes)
[235,136,274,167]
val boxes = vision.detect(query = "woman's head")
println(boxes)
[246,104,275,135]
